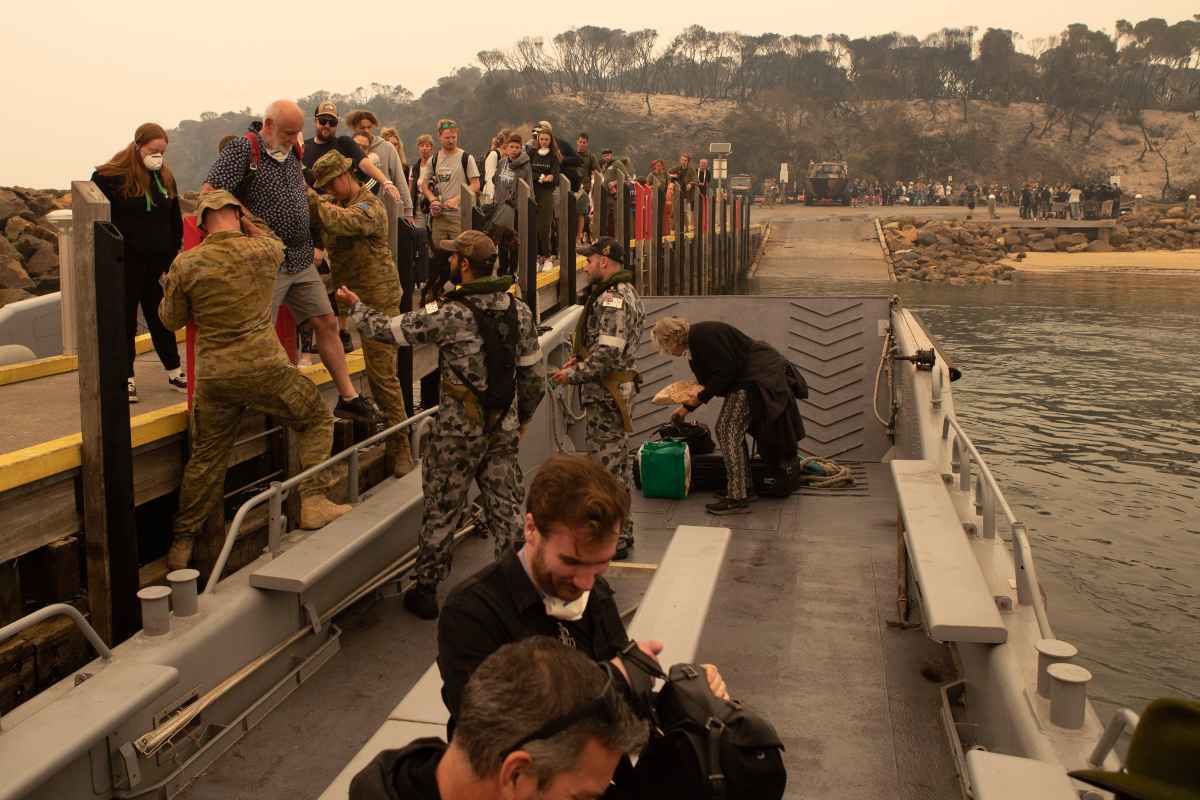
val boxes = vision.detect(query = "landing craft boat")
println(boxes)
[0,295,1131,800]
[806,160,851,206]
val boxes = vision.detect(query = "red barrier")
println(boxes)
[181,216,300,410]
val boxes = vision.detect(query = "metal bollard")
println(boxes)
[138,586,172,636]
[1188,195,1197,215]
[1035,638,1078,698]
[1134,194,1143,213]
[1047,662,1092,729]
[167,569,200,617]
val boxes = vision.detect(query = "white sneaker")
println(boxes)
[128,378,139,403]
[167,367,187,392]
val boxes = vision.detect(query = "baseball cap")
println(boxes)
[579,236,625,265]
[314,101,339,120]
[194,189,244,230]
[438,229,497,262]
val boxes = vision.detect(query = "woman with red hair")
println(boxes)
[91,122,185,402]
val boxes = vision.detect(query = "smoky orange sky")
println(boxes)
[2,0,1195,187]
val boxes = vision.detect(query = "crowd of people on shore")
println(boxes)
[833,178,1124,219]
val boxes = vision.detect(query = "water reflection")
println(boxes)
[748,270,1200,714]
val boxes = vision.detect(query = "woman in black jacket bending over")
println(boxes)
[653,316,807,514]
[91,122,184,403]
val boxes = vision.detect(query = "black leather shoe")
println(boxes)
[403,584,439,620]
[705,497,752,515]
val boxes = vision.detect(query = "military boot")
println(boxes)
[393,434,416,478]
[167,534,195,570]
[300,495,352,530]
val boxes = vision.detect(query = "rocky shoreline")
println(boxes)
[0,187,70,308]
[882,206,1200,285]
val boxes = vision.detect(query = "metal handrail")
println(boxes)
[1089,707,1139,767]
[0,603,112,664]
[203,407,438,595]
[941,414,1054,639]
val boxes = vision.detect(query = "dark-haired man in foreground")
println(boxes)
[437,454,728,739]
[350,637,646,800]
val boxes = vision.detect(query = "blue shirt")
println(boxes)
[204,134,312,274]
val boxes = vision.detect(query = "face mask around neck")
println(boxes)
[142,153,164,171]
[266,146,290,163]
[542,591,590,622]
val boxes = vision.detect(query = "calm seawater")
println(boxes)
[747,269,1200,718]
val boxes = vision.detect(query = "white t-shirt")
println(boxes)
[419,147,480,205]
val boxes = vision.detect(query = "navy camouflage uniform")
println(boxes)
[349,277,544,585]
[561,267,645,549]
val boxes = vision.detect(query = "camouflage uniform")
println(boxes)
[561,263,645,549]
[349,272,544,585]
[159,193,335,541]
[308,154,408,460]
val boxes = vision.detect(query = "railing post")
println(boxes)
[347,448,361,504]
[688,185,701,295]
[555,175,576,308]
[46,208,77,355]
[672,183,685,294]
[705,189,716,295]
[597,173,612,238]
[459,185,477,232]
[516,179,538,318]
[614,176,627,258]
[268,482,284,555]
[649,182,663,295]
[982,481,997,538]
[73,181,141,646]
[589,169,605,239]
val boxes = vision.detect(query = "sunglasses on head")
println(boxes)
[316,117,338,127]
[438,121,458,131]
[499,664,618,758]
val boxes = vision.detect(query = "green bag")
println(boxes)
[638,440,691,499]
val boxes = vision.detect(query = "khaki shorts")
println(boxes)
[272,263,333,324]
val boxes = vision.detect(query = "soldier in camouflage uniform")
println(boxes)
[551,236,645,559]
[159,190,349,570]
[338,229,544,619]
[308,151,415,476]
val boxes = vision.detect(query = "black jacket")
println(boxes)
[529,148,561,190]
[91,171,183,257]
[687,321,808,463]
[349,738,445,800]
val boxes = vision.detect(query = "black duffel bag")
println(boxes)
[633,662,787,800]
[655,420,715,455]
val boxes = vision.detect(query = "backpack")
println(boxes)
[624,656,787,800]
[234,125,304,202]
[655,420,716,456]
[443,295,519,428]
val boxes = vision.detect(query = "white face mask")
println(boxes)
[143,153,164,171]
[542,591,590,622]
[538,147,550,156]
[520,545,591,621]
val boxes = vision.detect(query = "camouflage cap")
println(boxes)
[312,151,353,189]
[438,229,497,262]
[579,236,625,265]
[194,189,243,230]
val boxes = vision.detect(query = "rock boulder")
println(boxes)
[0,256,35,290]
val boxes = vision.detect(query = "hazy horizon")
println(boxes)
[3,1,1196,187]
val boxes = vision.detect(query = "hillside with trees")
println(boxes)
[166,17,1200,196]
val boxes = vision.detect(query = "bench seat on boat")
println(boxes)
[966,750,1079,799]
[0,662,179,800]
[318,525,732,799]
[249,469,424,594]
[891,459,1007,644]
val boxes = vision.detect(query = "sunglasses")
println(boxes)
[499,664,617,758]
[316,117,338,127]
[438,121,458,131]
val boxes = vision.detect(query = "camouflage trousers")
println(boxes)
[416,429,524,586]
[174,365,334,536]
[333,265,407,452]
[583,396,634,546]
